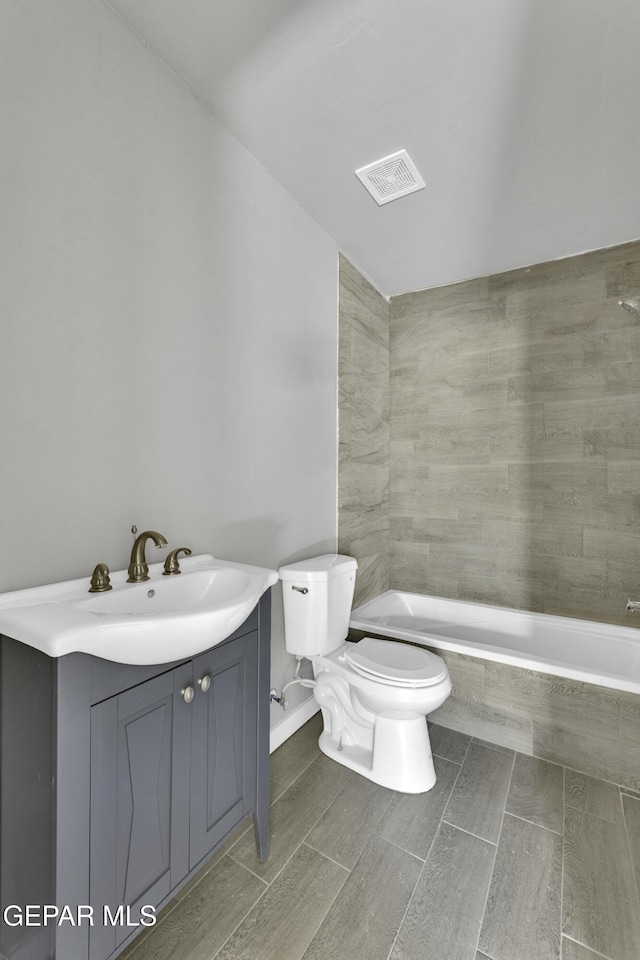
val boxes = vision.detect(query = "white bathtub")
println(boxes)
[350,590,640,696]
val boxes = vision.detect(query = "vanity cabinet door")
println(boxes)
[89,666,192,960]
[189,632,258,869]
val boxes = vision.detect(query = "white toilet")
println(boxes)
[278,554,452,793]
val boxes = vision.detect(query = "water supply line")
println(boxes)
[270,656,316,710]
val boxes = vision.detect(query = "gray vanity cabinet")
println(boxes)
[189,636,257,868]
[89,632,258,960]
[0,592,271,960]
[89,670,182,960]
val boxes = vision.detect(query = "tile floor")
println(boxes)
[121,713,640,960]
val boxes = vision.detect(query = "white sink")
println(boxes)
[0,554,278,664]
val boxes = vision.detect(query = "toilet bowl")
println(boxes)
[311,638,451,792]
[278,555,452,793]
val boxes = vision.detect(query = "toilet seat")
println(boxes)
[341,637,448,688]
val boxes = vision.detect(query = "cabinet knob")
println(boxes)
[198,675,211,693]
[181,686,195,704]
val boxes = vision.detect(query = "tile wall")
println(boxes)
[338,255,390,607]
[387,239,640,626]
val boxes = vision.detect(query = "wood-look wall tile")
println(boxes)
[442,742,514,843]
[410,518,486,546]
[377,756,460,860]
[413,435,491,465]
[392,277,490,315]
[584,526,640,563]
[484,663,620,738]
[563,807,640,960]
[604,255,640,298]
[478,814,562,960]
[389,823,495,960]
[457,491,544,524]
[543,394,638,432]
[619,695,640,750]
[508,365,607,405]
[533,722,640,793]
[488,335,584,378]
[435,651,486,702]
[302,836,421,960]
[214,844,347,960]
[608,460,640,492]
[430,698,533,755]
[340,416,388,463]
[505,754,564,833]
[541,491,635,529]
[505,276,607,321]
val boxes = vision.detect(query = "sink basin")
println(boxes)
[0,554,278,664]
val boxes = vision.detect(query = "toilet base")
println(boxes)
[318,715,436,793]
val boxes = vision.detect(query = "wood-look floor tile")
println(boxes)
[302,836,421,960]
[478,814,562,960]
[565,769,623,823]
[377,756,460,860]
[563,807,640,960]
[428,722,471,763]
[443,742,514,843]
[505,754,564,834]
[562,938,613,960]
[390,823,495,960]
[305,773,394,869]
[622,794,640,903]
[123,856,266,960]
[230,760,347,882]
[269,713,322,790]
[214,844,348,960]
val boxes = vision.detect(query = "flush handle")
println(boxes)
[291,585,308,595]
[198,675,211,693]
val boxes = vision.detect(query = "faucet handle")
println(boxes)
[89,563,112,593]
[163,547,192,576]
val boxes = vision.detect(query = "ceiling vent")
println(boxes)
[355,149,425,205]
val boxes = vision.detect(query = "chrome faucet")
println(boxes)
[127,530,168,583]
[626,599,640,613]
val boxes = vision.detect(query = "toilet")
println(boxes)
[278,554,452,793]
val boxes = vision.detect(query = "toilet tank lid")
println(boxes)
[278,554,357,582]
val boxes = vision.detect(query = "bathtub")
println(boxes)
[350,590,640,696]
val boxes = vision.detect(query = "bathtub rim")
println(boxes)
[350,589,640,696]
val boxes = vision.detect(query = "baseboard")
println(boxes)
[269,695,320,753]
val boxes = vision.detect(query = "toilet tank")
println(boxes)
[278,554,358,657]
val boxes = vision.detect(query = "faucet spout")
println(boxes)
[127,530,168,583]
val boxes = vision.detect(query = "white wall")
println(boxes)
[0,0,338,725]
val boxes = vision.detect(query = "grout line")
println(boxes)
[207,866,273,960]
[384,748,470,960]
[300,840,351,874]
[439,819,499,847]
[620,791,640,910]
[562,933,618,960]
[472,749,516,959]
[500,809,562,837]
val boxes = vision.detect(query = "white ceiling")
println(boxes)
[105,0,640,297]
